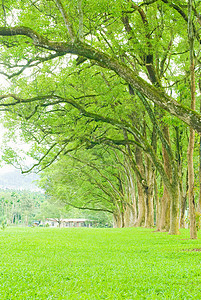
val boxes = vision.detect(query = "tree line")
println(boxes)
[0,188,111,227]
[0,189,46,226]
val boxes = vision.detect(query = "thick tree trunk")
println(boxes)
[136,181,145,226]
[159,126,171,231]
[129,189,137,226]
[127,176,137,226]
[180,169,188,228]
[113,211,123,228]
[124,204,136,227]
[125,152,138,226]
[154,176,160,230]
[144,188,154,228]
[180,194,187,228]
[144,156,154,228]
[159,187,170,231]
[174,125,187,229]
[169,183,180,235]
[129,169,137,224]
[123,129,138,225]
[135,147,145,226]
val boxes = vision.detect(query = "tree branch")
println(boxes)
[54,0,75,41]
[1,51,66,79]
[68,154,124,200]
[22,142,57,173]
[60,199,114,214]
[0,26,201,133]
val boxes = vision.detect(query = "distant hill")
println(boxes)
[0,168,40,191]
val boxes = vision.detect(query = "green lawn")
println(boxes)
[0,227,201,299]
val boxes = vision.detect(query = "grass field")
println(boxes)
[0,227,201,300]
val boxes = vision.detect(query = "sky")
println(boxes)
[0,69,33,175]
[0,50,39,185]
[0,69,39,183]
[0,105,32,175]
[0,123,39,190]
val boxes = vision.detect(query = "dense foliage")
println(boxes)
[0,188,112,227]
[0,0,201,236]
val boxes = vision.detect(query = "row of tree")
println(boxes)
[0,0,201,237]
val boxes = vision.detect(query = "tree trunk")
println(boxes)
[128,165,137,225]
[113,212,123,228]
[197,80,201,213]
[198,137,201,213]
[136,181,145,226]
[121,210,125,228]
[144,188,154,228]
[144,156,154,228]
[180,169,188,228]
[159,126,171,231]
[159,187,170,231]
[180,194,187,228]
[135,146,145,226]
[169,183,180,235]
[187,0,197,239]
[154,176,160,230]
[187,128,197,238]
[123,129,138,225]
[124,204,136,227]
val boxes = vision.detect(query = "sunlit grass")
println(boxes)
[0,227,201,299]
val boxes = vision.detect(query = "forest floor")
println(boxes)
[0,227,201,299]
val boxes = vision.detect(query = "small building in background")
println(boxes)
[45,218,93,228]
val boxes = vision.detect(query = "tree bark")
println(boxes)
[144,155,154,228]
[123,139,138,226]
[187,0,197,239]
[124,204,136,227]
[135,147,145,226]
[154,176,160,230]
[159,126,171,231]
[187,128,197,237]
[135,182,145,226]
[198,139,201,213]
[197,79,201,213]
[187,129,197,238]
[113,211,124,228]
[127,167,137,226]
[180,169,188,228]
[169,183,180,235]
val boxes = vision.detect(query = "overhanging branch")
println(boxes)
[0,26,201,132]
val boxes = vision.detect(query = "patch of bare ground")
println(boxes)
[182,248,201,252]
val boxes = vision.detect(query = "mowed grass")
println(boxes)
[0,228,201,300]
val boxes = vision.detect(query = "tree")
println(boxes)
[39,146,136,228]
[187,0,197,239]
[0,1,201,130]
[0,0,201,235]
[37,200,69,227]
[0,188,46,225]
